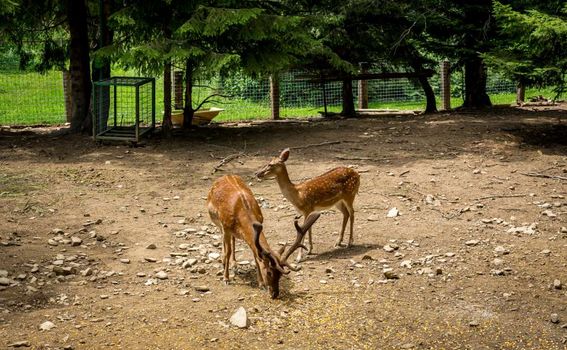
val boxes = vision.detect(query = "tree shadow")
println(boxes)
[301,243,382,262]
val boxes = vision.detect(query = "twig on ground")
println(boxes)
[335,155,373,161]
[211,152,245,174]
[289,140,345,150]
[399,170,410,177]
[474,194,529,201]
[520,172,567,180]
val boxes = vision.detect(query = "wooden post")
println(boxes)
[174,71,183,110]
[270,73,280,120]
[440,60,451,111]
[62,69,73,122]
[357,63,369,110]
[516,82,525,105]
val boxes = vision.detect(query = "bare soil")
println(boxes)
[1,106,566,350]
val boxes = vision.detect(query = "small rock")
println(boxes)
[100,295,109,299]
[386,208,399,218]
[7,341,31,348]
[469,320,479,327]
[47,239,58,246]
[136,272,146,277]
[39,321,55,331]
[229,307,248,328]
[541,249,551,256]
[400,260,412,269]
[120,258,130,264]
[195,285,210,292]
[383,271,399,280]
[0,270,7,277]
[542,210,557,217]
[208,252,221,260]
[367,215,381,222]
[70,236,82,246]
[155,271,168,280]
[146,244,157,250]
[182,259,198,268]
[465,240,479,246]
[144,257,157,263]
[0,277,11,286]
[553,279,562,290]
[494,246,509,255]
[551,313,559,324]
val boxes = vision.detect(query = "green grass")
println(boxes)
[0,69,562,126]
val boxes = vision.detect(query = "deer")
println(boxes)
[255,148,360,261]
[207,174,321,299]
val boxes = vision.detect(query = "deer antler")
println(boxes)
[253,222,288,274]
[280,212,322,266]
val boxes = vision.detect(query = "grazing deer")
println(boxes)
[255,148,360,261]
[207,175,321,299]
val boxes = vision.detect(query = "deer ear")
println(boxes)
[279,148,290,162]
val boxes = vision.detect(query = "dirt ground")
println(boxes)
[0,106,566,350]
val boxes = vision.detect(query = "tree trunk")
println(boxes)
[341,79,355,117]
[162,62,173,137]
[410,61,437,113]
[92,0,112,134]
[67,0,92,133]
[463,57,492,108]
[183,60,194,129]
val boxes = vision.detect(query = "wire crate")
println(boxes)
[93,77,155,143]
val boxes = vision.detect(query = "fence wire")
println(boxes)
[0,53,533,127]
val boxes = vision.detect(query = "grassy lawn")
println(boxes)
[0,69,561,126]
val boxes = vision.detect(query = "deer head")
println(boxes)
[252,212,321,298]
[255,148,290,179]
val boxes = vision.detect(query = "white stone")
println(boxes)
[229,307,248,329]
[39,321,55,331]
[386,208,399,218]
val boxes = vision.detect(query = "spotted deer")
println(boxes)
[207,175,321,299]
[255,148,360,261]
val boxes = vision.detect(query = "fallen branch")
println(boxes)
[474,194,529,201]
[335,155,373,161]
[289,140,345,150]
[211,152,245,174]
[520,172,567,181]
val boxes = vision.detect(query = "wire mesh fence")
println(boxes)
[0,49,544,127]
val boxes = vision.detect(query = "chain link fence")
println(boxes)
[0,47,532,127]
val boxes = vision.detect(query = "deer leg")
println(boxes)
[335,202,350,247]
[307,227,314,254]
[230,236,238,272]
[254,258,265,288]
[346,201,355,247]
[222,232,232,285]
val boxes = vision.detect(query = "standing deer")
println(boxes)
[255,148,360,261]
[207,175,321,299]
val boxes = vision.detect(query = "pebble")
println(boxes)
[229,307,248,328]
[494,246,509,255]
[553,279,562,290]
[146,244,157,250]
[120,259,130,264]
[0,270,7,277]
[195,286,210,292]
[100,295,109,299]
[0,277,11,286]
[465,240,479,246]
[208,252,221,260]
[144,257,157,263]
[551,313,559,324]
[7,341,31,348]
[383,245,396,252]
[39,321,55,331]
[136,272,146,277]
[367,215,381,222]
[383,271,399,280]
[155,271,168,280]
[182,259,198,268]
[71,236,82,246]
[386,208,399,218]
[47,239,58,246]
[540,249,551,256]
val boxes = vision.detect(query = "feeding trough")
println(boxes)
[171,107,224,126]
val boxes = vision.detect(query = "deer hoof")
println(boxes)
[334,241,344,248]
[223,279,230,286]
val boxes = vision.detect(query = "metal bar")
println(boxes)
[151,78,156,130]
[113,84,117,127]
[135,85,140,142]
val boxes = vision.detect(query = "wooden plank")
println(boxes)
[297,70,435,83]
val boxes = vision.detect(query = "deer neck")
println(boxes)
[276,166,301,206]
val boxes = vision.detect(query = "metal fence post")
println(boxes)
[358,63,369,110]
[440,60,451,111]
[270,73,280,120]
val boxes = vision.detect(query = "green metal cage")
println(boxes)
[93,76,155,143]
